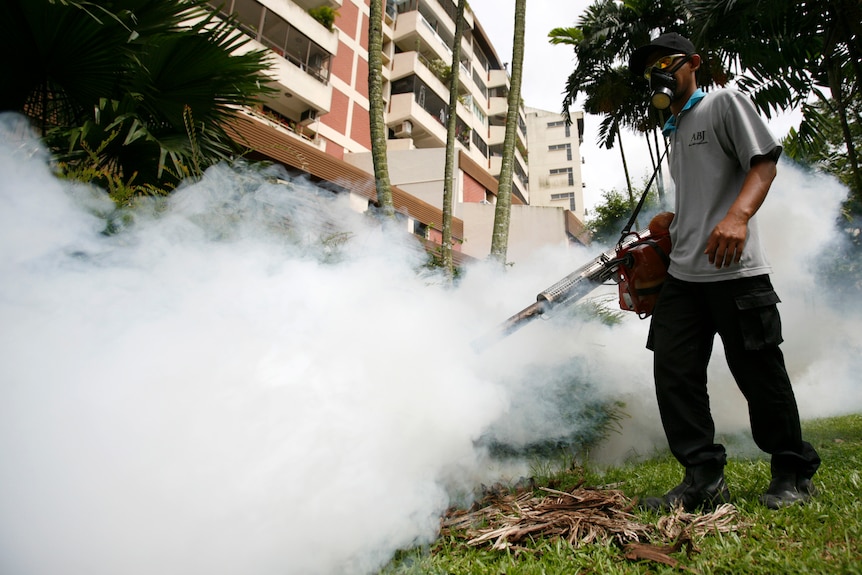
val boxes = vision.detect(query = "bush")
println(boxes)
[308,6,338,30]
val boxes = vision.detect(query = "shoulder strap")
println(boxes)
[618,147,669,246]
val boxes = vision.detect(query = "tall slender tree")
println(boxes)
[440,0,468,277]
[489,0,526,264]
[367,0,396,217]
[550,0,697,213]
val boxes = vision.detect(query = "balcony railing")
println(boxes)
[244,106,323,147]
[418,12,453,59]
[208,0,332,85]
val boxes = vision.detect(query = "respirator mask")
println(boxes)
[645,54,691,109]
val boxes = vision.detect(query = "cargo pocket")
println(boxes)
[646,319,655,351]
[734,290,783,350]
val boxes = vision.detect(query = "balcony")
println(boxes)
[421,0,459,40]
[393,10,453,64]
[487,145,527,178]
[241,107,326,151]
[211,0,339,55]
[487,124,504,146]
[291,0,343,12]
[227,38,329,126]
[263,43,333,114]
[488,96,507,117]
[487,68,509,88]
[391,52,449,102]
[268,2,339,55]
[387,75,472,150]
[387,92,447,148]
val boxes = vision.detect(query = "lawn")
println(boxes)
[381,413,862,574]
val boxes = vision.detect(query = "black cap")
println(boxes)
[628,32,696,76]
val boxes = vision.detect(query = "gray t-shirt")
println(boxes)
[664,88,782,282]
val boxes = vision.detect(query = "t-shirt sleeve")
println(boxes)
[720,91,782,169]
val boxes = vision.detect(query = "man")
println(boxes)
[628,32,821,511]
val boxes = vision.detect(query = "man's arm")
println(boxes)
[704,156,777,268]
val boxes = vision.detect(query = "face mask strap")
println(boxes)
[667,54,692,75]
[645,53,692,79]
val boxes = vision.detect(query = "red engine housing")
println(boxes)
[616,213,674,318]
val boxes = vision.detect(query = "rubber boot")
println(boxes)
[797,476,818,497]
[641,462,731,512]
[760,474,815,509]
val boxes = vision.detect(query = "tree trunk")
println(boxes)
[368,0,395,216]
[616,122,637,230]
[441,0,467,278]
[489,0,526,265]
[825,0,862,202]
[829,69,862,204]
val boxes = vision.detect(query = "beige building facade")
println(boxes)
[525,107,586,223]
[209,0,591,263]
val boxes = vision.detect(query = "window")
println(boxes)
[471,98,486,125]
[413,220,429,239]
[547,119,572,138]
[475,47,490,72]
[550,167,574,187]
[549,143,572,161]
[551,192,576,211]
[233,0,264,36]
[261,9,289,55]
[472,69,487,100]
[472,130,488,157]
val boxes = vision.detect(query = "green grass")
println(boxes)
[381,413,862,574]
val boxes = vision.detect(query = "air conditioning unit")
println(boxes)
[394,120,412,138]
[299,109,318,126]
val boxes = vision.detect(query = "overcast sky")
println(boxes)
[466,0,802,213]
[466,0,646,213]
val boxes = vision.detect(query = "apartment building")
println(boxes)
[525,107,586,223]
[382,0,530,205]
[207,0,340,149]
[210,0,590,262]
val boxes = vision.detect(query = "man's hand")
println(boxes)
[704,213,748,268]
[704,156,777,268]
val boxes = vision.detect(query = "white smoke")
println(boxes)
[0,111,859,575]
[0,113,506,575]
[758,162,862,419]
[572,154,862,464]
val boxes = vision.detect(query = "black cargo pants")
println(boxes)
[647,274,820,478]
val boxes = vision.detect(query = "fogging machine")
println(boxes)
[474,151,673,351]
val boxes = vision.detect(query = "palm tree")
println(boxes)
[440,0,468,277]
[1,0,274,192]
[685,0,862,203]
[552,7,634,213]
[489,0,526,264]
[550,0,757,217]
[783,96,862,201]
[367,0,396,217]
[550,0,701,213]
